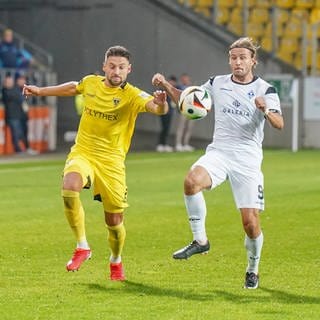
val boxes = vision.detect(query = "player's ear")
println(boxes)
[252,58,257,68]
[127,64,132,74]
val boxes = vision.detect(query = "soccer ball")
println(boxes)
[178,86,212,120]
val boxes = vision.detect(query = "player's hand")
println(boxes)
[153,90,167,105]
[23,84,40,97]
[255,96,267,113]
[152,73,166,87]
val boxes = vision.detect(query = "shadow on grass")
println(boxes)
[87,281,320,304]
[260,287,320,304]
[211,287,320,305]
[88,281,213,301]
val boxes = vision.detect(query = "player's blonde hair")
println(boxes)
[229,37,260,67]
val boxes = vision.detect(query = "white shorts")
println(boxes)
[192,148,264,211]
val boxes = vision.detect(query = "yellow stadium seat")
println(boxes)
[230,7,243,24]
[283,20,303,37]
[306,24,320,39]
[255,0,273,8]
[249,7,270,24]
[277,49,294,64]
[237,0,256,7]
[227,22,244,36]
[215,7,230,25]
[196,0,214,8]
[193,0,214,18]
[294,49,313,68]
[295,0,314,9]
[247,22,266,38]
[316,53,320,70]
[216,0,236,8]
[279,37,300,53]
[310,8,320,23]
[194,6,211,17]
[266,21,284,36]
[275,0,296,8]
[293,54,303,69]
[261,37,273,51]
[291,8,309,20]
[277,9,290,24]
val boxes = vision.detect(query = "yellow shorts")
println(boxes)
[63,154,128,213]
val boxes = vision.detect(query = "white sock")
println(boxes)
[184,192,207,244]
[245,232,264,274]
[110,255,121,264]
[77,240,90,249]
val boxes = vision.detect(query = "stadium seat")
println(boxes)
[261,36,273,51]
[266,21,284,36]
[249,7,270,24]
[291,8,309,20]
[275,0,296,8]
[276,8,290,25]
[247,22,266,38]
[230,7,243,24]
[216,0,236,8]
[192,0,214,18]
[195,0,214,8]
[279,37,300,53]
[283,19,304,37]
[254,0,273,8]
[294,49,313,68]
[277,49,294,64]
[180,0,320,74]
[194,6,211,17]
[305,24,320,41]
[227,22,244,35]
[194,0,213,12]
[215,7,230,25]
[310,8,320,23]
[295,0,314,9]
[237,0,256,7]
[316,53,320,70]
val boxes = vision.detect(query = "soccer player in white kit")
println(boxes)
[152,37,284,289]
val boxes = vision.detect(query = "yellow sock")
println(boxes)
[62,190,87,244]
[107,223,126,261]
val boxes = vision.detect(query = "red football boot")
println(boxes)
[66,248,92,271]
[110,262,126,281]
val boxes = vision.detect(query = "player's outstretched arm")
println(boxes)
[146,90,168,115]
[255,96,284,130]
[23,81,78,97]
[152,73,181,105]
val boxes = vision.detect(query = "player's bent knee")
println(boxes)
[63,172,83,191]
[184,174,202,195]
[105,212,123,226]
[243,221,261,239]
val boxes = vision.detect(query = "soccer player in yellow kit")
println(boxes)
[23,46,168,281]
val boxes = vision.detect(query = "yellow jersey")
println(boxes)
[72,74,153,162]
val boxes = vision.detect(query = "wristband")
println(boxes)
[264,108,271,116]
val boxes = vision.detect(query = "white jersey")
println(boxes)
[202,74,281,160]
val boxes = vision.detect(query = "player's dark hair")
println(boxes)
[105,46,131,62]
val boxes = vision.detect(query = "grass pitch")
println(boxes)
[0,149,319,320]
